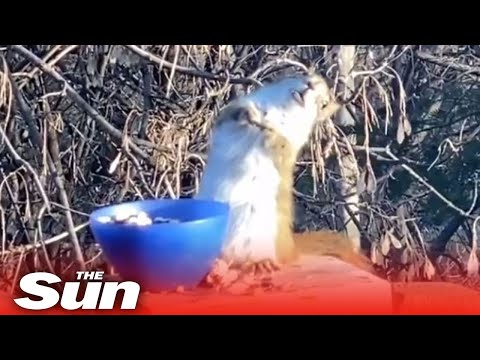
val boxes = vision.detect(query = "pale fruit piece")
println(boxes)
[124,213,153,226]
[114,207,138,222]
[136,211,153,226]
[97,216,113,224]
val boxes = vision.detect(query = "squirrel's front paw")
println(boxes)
[241,259,281,276]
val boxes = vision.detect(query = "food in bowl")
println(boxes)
[96,207,181,226]
[89,198,231,291]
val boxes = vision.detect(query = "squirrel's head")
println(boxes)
[233,73,340,151]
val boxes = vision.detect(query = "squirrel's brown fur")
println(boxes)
[293,230,374,273]
[203,73,373,275]
[257,81,373,274]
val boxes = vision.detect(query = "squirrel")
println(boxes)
[196,72,374,275]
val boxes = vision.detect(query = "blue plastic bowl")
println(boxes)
[89,198,230,292]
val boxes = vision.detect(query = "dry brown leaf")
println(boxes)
[423,258,436,280]
[376,246,385,266]
[365,167,377,194]
[396,118,405,144]
[357,170,367,194]
[415,262,422,278]
[370,243,385,265]
[358,168,377,195]
[370,243,377,264]
[400,217,410,242]
[108,152,122,174]
[467,249,479,277]
[400,249,410,265]
[380,234,391,256]
[403,116,412,136]
[389,233,403,249]
[385,229,402,249]
[407,264,416,281]
[468,217,480,277]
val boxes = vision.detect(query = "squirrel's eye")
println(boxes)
[320,99,330,109]
[291,90,305,106]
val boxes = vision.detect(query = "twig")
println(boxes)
[10,248,25,295]
[351,61,390,79]
[18,45,79,90]
[124,45,260,86]
[416,50,480,76]
[0,122,51,212]
[9,45,154,165]
[385,145,475,219]
[0,169,33,244]
[5,52,85,270]
[139,49,152,139]
[45,105,86,270]
[35,204,56,276]
[0,222,89,256]
[4,57,44,151]
[2,57,51,212]
[247,57,310,80]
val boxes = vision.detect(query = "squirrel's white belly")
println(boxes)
[196,131,280,265]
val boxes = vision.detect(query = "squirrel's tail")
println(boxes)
[293,230,375,274]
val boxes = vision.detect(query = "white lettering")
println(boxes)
[98,282,140,310]
[94,272,104,280]
[60,282,103,310]
[75,271,104,281]
[13,272,141,311]
[14,272,61,310]
[76,271,85,280]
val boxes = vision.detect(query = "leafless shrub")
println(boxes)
[1,45,479,294]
